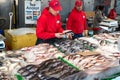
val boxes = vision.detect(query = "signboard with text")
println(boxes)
[25,1,41,24]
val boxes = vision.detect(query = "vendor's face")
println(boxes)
[76,5,82,11]
[49,7,59,16]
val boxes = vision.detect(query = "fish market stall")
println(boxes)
[0,32,120,80]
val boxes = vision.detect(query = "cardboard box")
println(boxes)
[85,11,95,18]
[4,28,37,50]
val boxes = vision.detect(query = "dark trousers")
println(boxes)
[35,38,59,45]
[72,33,83,39]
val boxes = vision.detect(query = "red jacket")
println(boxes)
[36,7,63,40]
[108,9,117,19]
[66,7,87,34]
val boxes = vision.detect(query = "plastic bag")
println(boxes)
[8,28,35,36]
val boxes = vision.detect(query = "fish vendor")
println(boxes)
[66,0,88,39]
[36,0,72,45]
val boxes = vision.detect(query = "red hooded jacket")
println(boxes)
[66,7,87,34]
[36,7,63,40]
[108,9,117,19]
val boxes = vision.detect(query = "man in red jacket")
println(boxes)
[36,0,71,44]
[66,0,88,39]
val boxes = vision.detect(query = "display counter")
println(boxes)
[0,32,120,80]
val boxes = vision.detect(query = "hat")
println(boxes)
[75,0,83,6]
[49,0,62,11]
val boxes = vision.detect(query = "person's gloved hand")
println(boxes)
[55,33,63,38]
[66,33,73,39]
[63,30,73,39]
[83,30,88,37]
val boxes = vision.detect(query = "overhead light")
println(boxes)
[0,0,6,3]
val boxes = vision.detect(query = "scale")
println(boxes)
[99,19,118,32]
[0,34,5,49]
